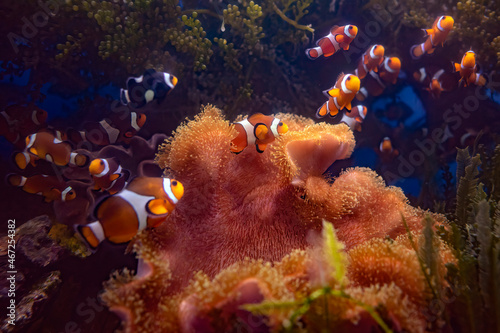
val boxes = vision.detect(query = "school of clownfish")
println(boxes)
[2,14,489,252]
[305,15,488,156]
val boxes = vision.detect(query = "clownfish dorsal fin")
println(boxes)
[330,25,339,34]
[254,123,268,141]
[248,113,264,123]
[147,198,169,216]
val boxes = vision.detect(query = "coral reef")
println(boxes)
[101,105,435,332]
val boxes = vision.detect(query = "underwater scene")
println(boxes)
[1,0,500,332]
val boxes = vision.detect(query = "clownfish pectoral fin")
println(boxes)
[323,88,340,98]
[454,62,461,72]
[147,199,170,216]
[343,44,349,51]
[355,116,363,123]
[346,102,352,111]
[335,34,345,44]
[424,28,434,36]
[109,173,120,181]
[256,143,267,153]
[254,123,268,141]
[373,66,378,72]
[29,147,38,156]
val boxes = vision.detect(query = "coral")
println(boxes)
[48,223,90,258]
[0,271,62,332]
[101,106,430,331]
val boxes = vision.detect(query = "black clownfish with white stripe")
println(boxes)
[68,111,147,146]
[75,177,184,250]
[231,113,288,153]
[356,57,401,101]
[120,69,178,110]
[89,158,129,195]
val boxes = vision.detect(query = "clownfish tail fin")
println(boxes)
[305,46,322,60]
[75,222,105,252]
[316,102,328,118]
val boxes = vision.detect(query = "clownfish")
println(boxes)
[340,105,367,132]
[410,15,454,59]
[7,174,76,202]
[413,66,457,99]
[317,73,360,118]
[453,50,486,87]
[89,158,128,195]
[305,25,358,60]
[231,114,288,153]
[68,111,146,146]
[76,177,183,250]
[356,57,400,101]
[379,137,399,160]
[355,45,385,79]
[378,57,401,85]
[0,105,48,146]
[15,131,88,170]
[120,69,178,110]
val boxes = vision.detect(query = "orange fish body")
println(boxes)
[340,105,367,132]
[305,25,358,60]
[15,131,88,169]
[231,114,288,153]
[453,50,485,87]
[7,174,76,202]
[89,158,128,195]
[411,16,454,59]
[317,73,361,118]
[76,177,184,249]
[379,137,399,161]
[414,67,456,98]
[355,45,385,79]
[378,57,401,85]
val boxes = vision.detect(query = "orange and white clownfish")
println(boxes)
[89,158,128,195]
[379,137,399,160]
[305,25,358,60]
[231,114,288,153]
[355,45,385,79]
[356,58,400,101]
[317,73,360,118]
[453,50,486,87]
[68,112,147,146]
[15,131,88,170]
[413,66,456,98]
[410,15,454,59]
[340,105,367,132]
[7,174,76,202]
[76,177,184,250]
[378,57,401,85]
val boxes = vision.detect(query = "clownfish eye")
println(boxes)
[172,180,178,186]
[100,160,104,165]
[347,76,351,81]
[69,191,74,195]
[349,26,353,30]
[279,122,283,126]
[441,16,445,20]
[388,59,392,63]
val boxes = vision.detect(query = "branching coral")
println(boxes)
[100,105,433,331]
